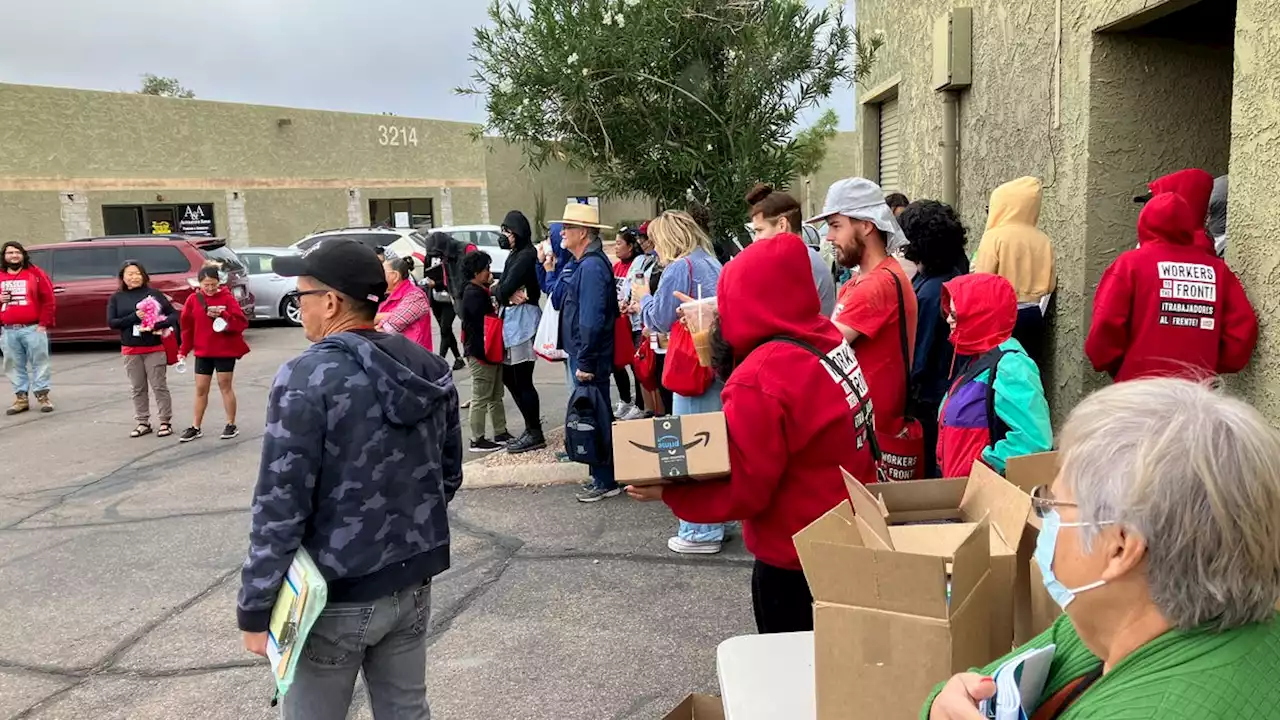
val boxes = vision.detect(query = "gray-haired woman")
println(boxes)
[926,378,1280,720]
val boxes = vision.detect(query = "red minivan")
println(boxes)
[25,235,255,343]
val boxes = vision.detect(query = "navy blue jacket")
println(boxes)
[559,240,617,378]
[912,264,968,405]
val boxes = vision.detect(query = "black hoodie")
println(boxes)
[497,210,541,307]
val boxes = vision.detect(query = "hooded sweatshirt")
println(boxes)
[0,260,56,328]
[497,210,541,307]
[937,274,1052,478]
[237,330,462,632]
[663,234,878,571]
[973,177,1057,304]
[1085,193,1257,382]
[1147,169,1217,256]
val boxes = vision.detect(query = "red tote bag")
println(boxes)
[662,321,715,397]
[483,314,505,365]
[632,334,660,391]
[613,315,635,370]
[161,330,180,366]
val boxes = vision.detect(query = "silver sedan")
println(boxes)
[235,247,302,326]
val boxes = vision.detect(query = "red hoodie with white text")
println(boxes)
[0,266,56,327]
[663,234,878,571]
[1086,193,1256,382]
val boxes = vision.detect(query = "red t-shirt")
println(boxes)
[834,257,918,436]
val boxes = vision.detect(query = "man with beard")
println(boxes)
[626,232,878,633]
[1,241,56,414]
[809,178,917,454]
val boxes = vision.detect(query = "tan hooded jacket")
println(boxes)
[973,177,1056,304]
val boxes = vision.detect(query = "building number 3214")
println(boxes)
[377,125,419,147]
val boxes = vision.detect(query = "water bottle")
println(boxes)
[175,357,187,374]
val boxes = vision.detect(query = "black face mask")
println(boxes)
[710,320,737,384]
[497,232,512,251]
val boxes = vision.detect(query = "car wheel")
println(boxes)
[281,296,303,327]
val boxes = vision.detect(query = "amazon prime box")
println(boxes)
[612,412,731,486]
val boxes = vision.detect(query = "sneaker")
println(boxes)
[621,405,647,421]
[452,357,466,371]
[667,536,723,555]
[179,426,203,443]
[469,437,503,453]
[576,486,623,503]
[220,424,239,440]
[612,401,631,418]
[506,431,547,454]
[494,432,515,444]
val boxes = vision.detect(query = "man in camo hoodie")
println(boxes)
[236,239,462,720]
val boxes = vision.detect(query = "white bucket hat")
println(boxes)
[805,177,907,252]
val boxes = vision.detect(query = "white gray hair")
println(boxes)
[1059,378,1280,630]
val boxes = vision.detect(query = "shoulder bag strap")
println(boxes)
[884,267,913,420]
[764,335,887,481]
[194,290,209,310]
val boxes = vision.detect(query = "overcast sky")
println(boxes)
[0,0,855,130]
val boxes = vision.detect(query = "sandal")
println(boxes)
[157,423,173,438]
[130,423,153,438]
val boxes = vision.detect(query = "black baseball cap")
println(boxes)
[272,238,387,303]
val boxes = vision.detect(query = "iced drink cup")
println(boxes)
[681,297,718,367]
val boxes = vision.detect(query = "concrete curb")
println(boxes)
[463,461,589,489]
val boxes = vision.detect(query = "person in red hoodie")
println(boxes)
[1135,168,1217,256]
[1,241,57,415]
[626,233,878,634]
[178,265,250,442]
[1086,192,1257,382]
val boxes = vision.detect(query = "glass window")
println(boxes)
[237,253,265,275]
[27,250,53,274]
[201,245,246,272]
[472,231,502,248]
[103,206,142,236]
[121,245,191,275]
[49,247,120,281]
[408,231,428,249]
[410,198,433,229]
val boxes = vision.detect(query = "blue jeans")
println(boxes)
[284,582,432,720]
[569,360,616,491]
[2,325,51,395]
[674,381,725,543]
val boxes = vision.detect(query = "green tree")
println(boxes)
[137,74,196,99]
[460,0,880,254]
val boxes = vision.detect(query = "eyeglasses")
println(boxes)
[1030,485,1078,519]
[294,289,331,301]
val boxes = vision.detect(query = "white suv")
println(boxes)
[431,224,509,277]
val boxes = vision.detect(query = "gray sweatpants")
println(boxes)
[124,351,171,424]
[283,582,432,720]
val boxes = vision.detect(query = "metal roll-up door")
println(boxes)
[878,98,901,192]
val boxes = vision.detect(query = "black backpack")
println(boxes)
[951,347,1015,446]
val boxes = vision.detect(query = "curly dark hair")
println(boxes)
[461,248,492,280]
[898,200,969,277]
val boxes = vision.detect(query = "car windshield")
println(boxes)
[409,231,428,249]
[297,232,398,252]
[201,245,246,273]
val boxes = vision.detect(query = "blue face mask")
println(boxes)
[1034,508,1113,609]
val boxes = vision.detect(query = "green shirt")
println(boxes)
[921,612,1280,719]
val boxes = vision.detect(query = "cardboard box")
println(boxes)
[868,461,1033,661]
[662,694,725,720]
[1006,451,1062,644]
[795,472,993,720]
[612,412,730,486]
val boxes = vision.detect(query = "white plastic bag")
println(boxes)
[534,298,567,361]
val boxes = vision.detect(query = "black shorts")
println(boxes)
[193,356,237,376]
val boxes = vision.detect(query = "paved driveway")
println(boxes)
[0,325,752,719]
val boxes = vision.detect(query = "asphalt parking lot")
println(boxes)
[0,324,753,720]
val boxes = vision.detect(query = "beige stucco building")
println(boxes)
[0,82,651,250]
[848,0,1280,421]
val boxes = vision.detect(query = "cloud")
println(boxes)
[0,0,853,129]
